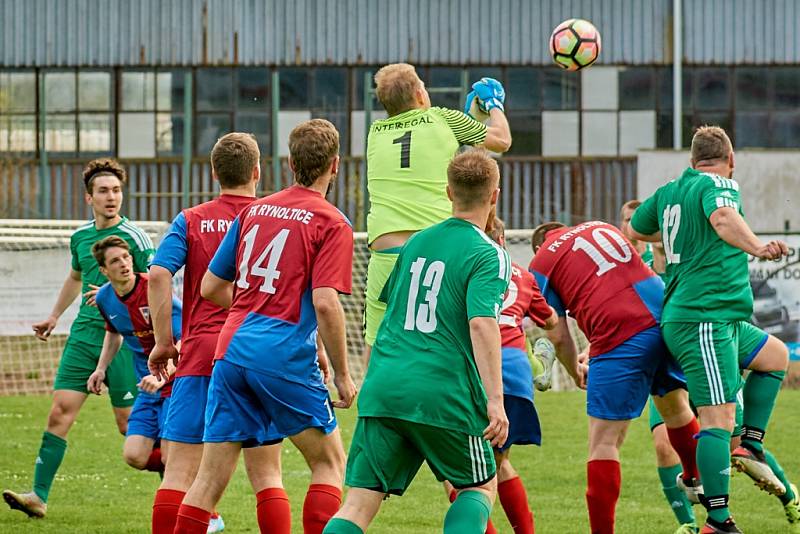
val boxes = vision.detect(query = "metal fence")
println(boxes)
[0,157,637,228]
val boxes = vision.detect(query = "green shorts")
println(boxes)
[661,321,767,408]
[345,416,496,495]
[53,335,138,408]
[364,249,400,346]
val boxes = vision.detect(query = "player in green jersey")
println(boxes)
[363,63,512,357]
[324,149,510,534]
[630,126,790,534]
[3,159,155,519]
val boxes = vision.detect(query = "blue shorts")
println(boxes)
[497,394,541,452]
[161,375,211,444]
[587,326,686,421]
[127,392,169,440]
[501,347,534,402]
[204,359,337,447]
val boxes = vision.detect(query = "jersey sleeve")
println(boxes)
[701,176,742,219]
[433,107,488,146]
[151,212,188,275]
[530,262,566,317]
[466,247,511,320]
[70,234,81,272]
[208,217,241,282]
[630,193,661,236]
[312,222,354,294]
[171,295,183,341]
[525,276,554,326]
[130,229,156,273]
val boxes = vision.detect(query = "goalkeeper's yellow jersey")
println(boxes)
[366,106,488,244]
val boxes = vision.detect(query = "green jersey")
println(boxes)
[640,243,654,268]
[366,107,488,244]
[631,167,751,322]
[358,218,511,435]
[69,217,155,343]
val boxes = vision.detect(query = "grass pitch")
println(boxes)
[1,390,798,533]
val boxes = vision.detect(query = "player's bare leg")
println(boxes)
[3,389,88,518]
[112,405,131,435]
[732,335,789,496]
[325,487,386,533]
[122,435,163,472]
[152,440,204,533]
[652,389,702,501]
[586,417,629,534]
[243,444,289,534]
[175,442,242,532]
[291,427,348,533]
[495,450,534,534]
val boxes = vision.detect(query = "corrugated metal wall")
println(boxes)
[2,0,671,67]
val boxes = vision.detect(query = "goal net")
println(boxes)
[0,222,584,396]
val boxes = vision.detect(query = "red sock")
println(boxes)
[174,503,211,534]
[303,484,342,534]
[586,460,621,534]
[498,477,535,534]
[152,488,185,534]
[144,447,164,472]
[256,487,292,534]
[666,418,701,481]
[449,489,498,534]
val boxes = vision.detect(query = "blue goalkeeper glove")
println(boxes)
[463,90,479,117]
[472,77,506,113]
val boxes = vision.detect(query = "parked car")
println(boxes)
[751,276,800,343]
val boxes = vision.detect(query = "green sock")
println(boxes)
[696,428,732,523]
[32,431,67,503]
[763,448,796,505]
[658,463,696,525]
[322,518,364,534]
[444,490,492,534]
[741,370,784,452]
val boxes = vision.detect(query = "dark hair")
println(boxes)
[289,119,340,187]
[531,222,567,252]
[91,235,130,267]
[211,132,261,188]
[82,158,127,194]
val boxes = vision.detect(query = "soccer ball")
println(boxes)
[549,18,601,71]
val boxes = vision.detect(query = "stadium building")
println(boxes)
[0,0,798,229]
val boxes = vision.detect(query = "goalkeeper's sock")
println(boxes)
[323,518,363,534]
[696,428,732,523]
[449,489,498,533]
[657,463,696,526]
[152,488,185,534]
[665,418,700,481]
[444,490,493,534]
[762,448,796,505]
[32,431,67,503]
[498,476,535,534]
[586,459,621,534]
[257,487,291,534]
[741,370,784,453]
[303,484,341,534]
[174,503,211,534]
[144,447,163,472]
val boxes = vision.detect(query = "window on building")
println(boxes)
[120,69,186,158]
[0,71,36,153]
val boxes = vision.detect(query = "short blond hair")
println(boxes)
[289,119,340,187]
[691,125,732,165]
[447,149,500,210]
[374,63,422,116]
[211,133,260,188]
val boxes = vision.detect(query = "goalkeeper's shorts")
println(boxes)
[364,248,400,346]
[588,326,685,421]
[346,416,496,496]
[53,335,138,408]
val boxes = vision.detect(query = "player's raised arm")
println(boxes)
[464,77,512,152]
[33,269,82,341]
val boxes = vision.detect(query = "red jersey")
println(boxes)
[529,221,664,357]
[150,194,256,377]
[499,263,553,351]
[209,185,353,383]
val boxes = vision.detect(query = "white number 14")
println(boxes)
[236,225,290,294]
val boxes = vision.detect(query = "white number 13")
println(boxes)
[404,257,445,333]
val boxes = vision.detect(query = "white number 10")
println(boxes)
[572,228,633,276]
[236,225,290,294]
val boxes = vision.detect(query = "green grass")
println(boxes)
[1,391,799,533]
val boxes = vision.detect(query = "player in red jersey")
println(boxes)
[147,133,272,534]
[87,236,181,474]
[167,119,356,534]
[530,221,700,534]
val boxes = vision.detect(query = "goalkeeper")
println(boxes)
[363,63,511,356]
